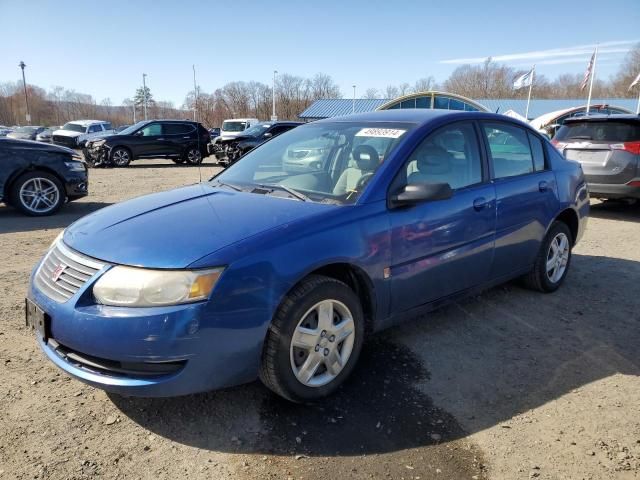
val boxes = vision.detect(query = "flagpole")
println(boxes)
[636,88,640,115]
[586,46,598,116]
[525,65,535,120]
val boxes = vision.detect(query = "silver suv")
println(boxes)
[552,115,640,201]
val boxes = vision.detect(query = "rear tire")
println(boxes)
[259,275,364,403]
[523,221,572,292]
[183,146,202,165]
[10,171,65,216]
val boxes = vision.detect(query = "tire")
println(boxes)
[183,146,202,165]
[523,221,573,292]
[259,275,365,403]
[110,147,131,167]
[172,158,186,164]
[10,171,65,216]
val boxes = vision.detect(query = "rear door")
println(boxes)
[163,122,197,156]
[388,121,496,312]
[481,121,558,279]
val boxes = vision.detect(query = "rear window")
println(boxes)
[555,121,640,143]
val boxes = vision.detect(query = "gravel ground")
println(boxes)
[0,158,638,480]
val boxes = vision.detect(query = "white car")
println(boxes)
[218,118,259,141]
[52,120,114,149]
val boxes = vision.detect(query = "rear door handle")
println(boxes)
[539,181,548,192]
[473,197,488,211]
[157,138,165,140]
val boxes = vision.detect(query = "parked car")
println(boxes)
[0,126,15,137]
[209,127,221,138]
[7,126,47,141]
[52,120,114,149]
[114,125,131,134]
[26,110,588,402]
[0,138,88,216]
[531,105,632,138]
[36,128,54,143]
[213,121,302,166]
[219,118,259,140]
[83,119,210,167]
[552,114,640,201]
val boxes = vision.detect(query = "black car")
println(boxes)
[212,121,302,165]
[0,138,88,216]
[84,120,211,167]
[209,127,221,138]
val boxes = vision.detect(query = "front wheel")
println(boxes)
[523,221,572,292]
[110,147,131,167]
[259,275,364,402]
[11,171,65,216]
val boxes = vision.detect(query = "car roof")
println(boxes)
[563,114,640,124]
[315,109,532,128]
[66,120,109,126]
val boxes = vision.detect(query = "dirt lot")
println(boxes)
[1,159,638,480]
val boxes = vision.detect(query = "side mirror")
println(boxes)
[389,182,453,209]
[263,132,273,138]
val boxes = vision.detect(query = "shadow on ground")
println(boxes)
[0,201,111,234]
[589,199,640,223]
[110,253,639,465]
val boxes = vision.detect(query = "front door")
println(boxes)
[388,121,496,313]
[136,122,164,157]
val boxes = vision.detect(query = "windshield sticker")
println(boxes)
[355,128,406,139]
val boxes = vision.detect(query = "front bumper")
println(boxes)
[64,170,89,198]
[586,179,640,199]
[27,259,263,397]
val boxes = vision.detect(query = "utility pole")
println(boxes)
[192,64,198,122]
[18,61,31,124]
[352,85,356,114]
[272,70,278,121]
[142,73,148,121]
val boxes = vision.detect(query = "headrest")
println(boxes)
[352,145,379,171]
[416,145,452,174]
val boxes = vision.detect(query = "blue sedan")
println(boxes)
[27,110,589,402]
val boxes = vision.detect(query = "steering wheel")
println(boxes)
[355,172,375,191]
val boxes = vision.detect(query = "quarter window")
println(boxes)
[163,123,194,135]
[404,122,482,190]
[483,123,534,178]
[527,133,546,171]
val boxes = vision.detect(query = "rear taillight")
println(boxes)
[551,139,567,150]
[626,180,640,187]
[611,141,640,155]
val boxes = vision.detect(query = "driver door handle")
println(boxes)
[473,197,488,211]
[539,181,548,192]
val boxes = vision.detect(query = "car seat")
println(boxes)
[333,145,379,195]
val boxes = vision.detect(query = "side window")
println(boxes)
[164,123,194,135]
[102,123,112,131]
[140,123,162,136]
[483,123,534,179]
[527,132,546,171]
[269,126,291,136]
[88,124,101,133]
[404,122,482,190]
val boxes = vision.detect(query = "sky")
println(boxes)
[0,0,638,106]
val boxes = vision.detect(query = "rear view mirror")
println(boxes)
[389,182,453,208]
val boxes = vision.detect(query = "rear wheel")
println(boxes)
[11,171,64,216]
[110,147,131,167]
[259,275,364,402]
[523,221,572,292]
[183,146,202,165]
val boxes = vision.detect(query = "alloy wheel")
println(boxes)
[19,177,60,214]
[187,148,201,164]
[546,232,570,283]
[112,149,130,166]
[289,299,355,387]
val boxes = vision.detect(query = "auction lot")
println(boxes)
[1,159,639,480]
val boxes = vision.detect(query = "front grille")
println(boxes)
[48,339,186,378]
[52,135,78,148]
[34,241,105,303]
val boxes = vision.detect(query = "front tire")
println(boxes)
[523,221,572,292]
[11,171,64,216]
[259,275,364,402]
[110,147,131,167]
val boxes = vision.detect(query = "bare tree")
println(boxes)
[363,88,380,99]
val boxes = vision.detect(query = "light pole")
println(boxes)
[19,61,31,124]
[272,70,278,121]
[352,85,356,114]
[142,73,148,121]
[192,65,198,122]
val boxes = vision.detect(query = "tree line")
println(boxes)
[1,43,638,129]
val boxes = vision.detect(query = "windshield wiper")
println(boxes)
[257,183,309,202]
[212,180,243,192]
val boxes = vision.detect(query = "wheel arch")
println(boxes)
[110,144,134,159]
[5,166,66,202]
[553,207,579,245]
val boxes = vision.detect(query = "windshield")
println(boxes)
[222,121,248,132]
[241,123,271,137]
[15,126,39,134]
[62,123,86,133]
[117,121,147,136]
[213,121,413,205]
[555,121,640,142]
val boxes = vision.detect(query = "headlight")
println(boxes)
[64,161,86,171]
[92,139,106,147]
[93,266,224,307]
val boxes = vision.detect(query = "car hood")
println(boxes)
[63,183,334,268]
[0,137,75,154]
[7,132,34,139]
[53,129,84,138]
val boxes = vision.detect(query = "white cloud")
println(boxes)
[440,40,638,65]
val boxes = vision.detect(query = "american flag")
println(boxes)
[629,71,640,91]
[580,51,596,91]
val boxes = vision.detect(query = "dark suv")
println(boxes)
[552,115,640,200]
[84,120,210,167]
